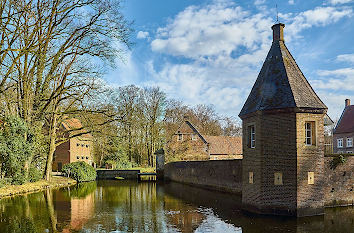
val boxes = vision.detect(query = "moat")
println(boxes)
[0,180,352,233]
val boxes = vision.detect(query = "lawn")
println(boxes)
[0,176,76,199]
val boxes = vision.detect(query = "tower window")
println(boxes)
[248,125,255,148]
[337,138,343,148]
[305,122,316,146]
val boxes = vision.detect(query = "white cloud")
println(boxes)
[284,6,353,40]
[288,0,295,5]
[151,1,273,59]
[312,68,354,91]
[316,91,354,119]
[145,0,354,117]
[254,0,266,5]
[336,53,354,63]
[137,31,149,39]
[329,0,354,5]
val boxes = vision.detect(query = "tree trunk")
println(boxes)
[45,113,57,181]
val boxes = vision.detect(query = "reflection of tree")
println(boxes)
[62,182,97,199]
[0,192,52,232]
[0,181,353,233]
[84,180,166,232]
[45,189,57,232]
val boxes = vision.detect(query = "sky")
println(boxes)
[103,0,354,121]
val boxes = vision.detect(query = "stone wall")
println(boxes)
[164,154,353,209]
[324,155,353,206]
[164,160,242,194]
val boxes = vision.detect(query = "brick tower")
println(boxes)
[239,23,327,217]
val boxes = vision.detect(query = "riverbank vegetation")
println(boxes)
[0,0,131,182]
[0,176,76,199]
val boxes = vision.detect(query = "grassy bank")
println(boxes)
[0,176,77,199]
[128,167,156,173]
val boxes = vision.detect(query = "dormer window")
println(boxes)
[305,122,316,146]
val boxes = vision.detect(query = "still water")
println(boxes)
[0,180,353,233]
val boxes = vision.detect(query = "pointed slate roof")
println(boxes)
[239,23,327,118]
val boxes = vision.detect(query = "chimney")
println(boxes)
[272,23,285,42]
[345,99,351,107]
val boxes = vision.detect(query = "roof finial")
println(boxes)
[276,4,279,23]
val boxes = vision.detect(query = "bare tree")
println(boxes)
[1,0,131,180]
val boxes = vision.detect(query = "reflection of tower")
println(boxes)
[239,23,327,217]
[164,195,205,233]
[54,187,95,232]
[66,193,95,231]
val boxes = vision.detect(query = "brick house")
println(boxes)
[166,119,242,161]
[333,99,354,154]
[53,118,94,171]
[239,23,328,217]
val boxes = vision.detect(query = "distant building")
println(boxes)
[239,23,328,217]
[166,119,242,161]
[53,118,94,171]
[333,99,354,154]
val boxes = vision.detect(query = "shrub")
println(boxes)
[11,170,27,185]
[28,167,43,183]
[0,178,12,188]
[62,161,96,182]
[0,116,46,185]
[329,155,347,170]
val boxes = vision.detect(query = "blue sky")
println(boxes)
[104,0,354,120]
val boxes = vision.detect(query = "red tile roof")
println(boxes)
[62,118,92,139]
[204,136,242,155]
[334,105,354,134]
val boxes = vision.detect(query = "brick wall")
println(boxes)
[53,137,93,171]
[241,111,326,216]
[296,113,326,216]
[261,111,298,215]
[324,155,354,206]
[241,111,299,215]
[164,160,243,194]
[70,137,93,165]
[53,141,70,171]
[241,113,264,212]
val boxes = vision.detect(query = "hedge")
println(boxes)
[62,161,96,182]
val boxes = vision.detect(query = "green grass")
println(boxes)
[0,176,77,199]
[128,167,156,173]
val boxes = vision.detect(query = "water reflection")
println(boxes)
[0,181,352,233]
